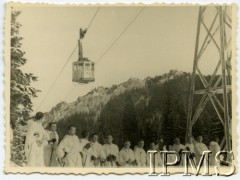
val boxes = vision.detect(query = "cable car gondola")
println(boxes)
[72,28,95,84]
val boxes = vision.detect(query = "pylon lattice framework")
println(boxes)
[186,6,232,153]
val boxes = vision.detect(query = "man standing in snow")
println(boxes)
[171,137,185,165]
[134,139,147,167]
[83,133,105,167]
[209,136,221,166]
[43,122,59,166]
[56,125,82,167]
[194,135,209,165]
[185,136,196,164]
[147,142,162,167]
[118,140,136,167]
[103,134,119,167]
[25,112,49,167]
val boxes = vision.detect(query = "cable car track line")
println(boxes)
[95,6,145,65]
[36,45,78,111]
[87,7,100,30]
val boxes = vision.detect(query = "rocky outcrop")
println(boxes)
[43,70,186,125]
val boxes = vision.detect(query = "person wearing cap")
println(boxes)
[25,112,49,167]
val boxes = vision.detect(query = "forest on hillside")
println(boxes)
[57,72,226,150]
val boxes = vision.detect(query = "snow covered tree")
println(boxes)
[10,10,40,166]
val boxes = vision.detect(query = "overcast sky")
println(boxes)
[13,5,224,114]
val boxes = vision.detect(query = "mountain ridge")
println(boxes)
[43,70,185,126]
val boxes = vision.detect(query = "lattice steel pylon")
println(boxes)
[186,6,232,154]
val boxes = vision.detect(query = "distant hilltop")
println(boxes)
[43,70,186,125]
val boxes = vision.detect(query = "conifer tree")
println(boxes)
[11,11,40,166]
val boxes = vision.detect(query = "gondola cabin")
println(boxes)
[72,59,95,83]
[72,28,95,84]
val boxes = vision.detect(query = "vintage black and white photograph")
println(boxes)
[4,3,237,174]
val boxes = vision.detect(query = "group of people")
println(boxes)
[24,112,221,167]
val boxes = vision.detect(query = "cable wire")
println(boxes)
[87,7,100,30]
[36,45,78,110]
[95,7,145,65]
